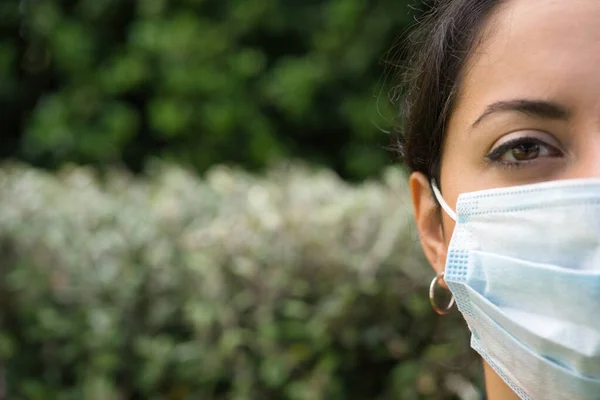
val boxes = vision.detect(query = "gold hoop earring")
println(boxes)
[429,272,455,315]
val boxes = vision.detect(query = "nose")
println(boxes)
[565,138,600,179]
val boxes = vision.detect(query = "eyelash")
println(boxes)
[485,136,561,168]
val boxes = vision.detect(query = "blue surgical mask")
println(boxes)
[431,178,600,400]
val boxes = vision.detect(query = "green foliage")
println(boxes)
[5,0,419,179]
[0,163,482,399]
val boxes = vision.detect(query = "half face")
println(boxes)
[442,0,600,221]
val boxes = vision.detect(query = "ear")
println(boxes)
[409,172,448,276]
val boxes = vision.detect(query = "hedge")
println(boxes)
[0,163,482,399]
[4,0,423,180]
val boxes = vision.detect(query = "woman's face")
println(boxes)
[411,0,600,276]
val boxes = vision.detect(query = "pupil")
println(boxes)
[512,142,540,161]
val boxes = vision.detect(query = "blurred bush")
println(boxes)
[0,163,481,399]
[1,0,419,180]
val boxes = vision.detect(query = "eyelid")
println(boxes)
[487,137,546,161]
[488,130,563,153]
[485,131,566,165]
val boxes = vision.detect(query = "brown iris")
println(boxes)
[510,142,540,161]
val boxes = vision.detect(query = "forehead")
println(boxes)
[455,0,600,118]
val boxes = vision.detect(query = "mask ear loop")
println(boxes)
[430,181,457,222]
[428,181,456,315]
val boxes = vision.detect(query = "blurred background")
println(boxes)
[0,0,483,399]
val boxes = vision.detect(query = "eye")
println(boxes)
[486,136,563,164]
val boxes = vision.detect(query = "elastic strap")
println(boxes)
[431,181,457,221]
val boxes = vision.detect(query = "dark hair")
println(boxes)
[392,0,503,184]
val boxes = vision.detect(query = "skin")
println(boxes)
[409,0,600,399]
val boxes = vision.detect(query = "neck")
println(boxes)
[483,361,521,400]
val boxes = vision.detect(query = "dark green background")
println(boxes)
[1,0,427,180]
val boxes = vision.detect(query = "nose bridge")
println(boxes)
[568,135,600,179]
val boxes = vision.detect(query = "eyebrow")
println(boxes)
[471,99,570,128]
